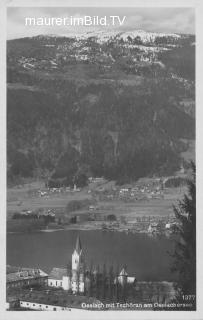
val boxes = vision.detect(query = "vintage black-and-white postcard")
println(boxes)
[0,0,203,319]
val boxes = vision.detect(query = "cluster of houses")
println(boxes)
[12,209,55,221]
[118,180,164,199]
[37,185,81,198]
[89,179,164,202]
[101,215,179,235]
[129,215,179,235]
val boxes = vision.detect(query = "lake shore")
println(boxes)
[7,229,176,281]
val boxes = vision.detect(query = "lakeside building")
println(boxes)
[6,267,48,290]
[117,268,136,285]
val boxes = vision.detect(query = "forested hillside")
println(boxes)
[7,31,195,186]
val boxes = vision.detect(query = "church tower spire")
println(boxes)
[72,235,82,271]
[75,235,82,255]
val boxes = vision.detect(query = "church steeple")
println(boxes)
[75,235,82,254]
[72,235,82,271]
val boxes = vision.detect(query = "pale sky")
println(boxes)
[7,7,195,39]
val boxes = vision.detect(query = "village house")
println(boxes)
[6,266,48,290]
[117,268,136,286]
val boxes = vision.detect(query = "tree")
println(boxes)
[101,263,107,300]
[107,214,117,222]
[93,264,100,299]
[88,261,94,297]
[107,265,114,301]
[114,264,120,302]
[172,162,196,309]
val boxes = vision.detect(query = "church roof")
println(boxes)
[75,235,82,254]
[49,268,67,280]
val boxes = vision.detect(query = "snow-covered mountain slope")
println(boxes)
[39,29,182,44]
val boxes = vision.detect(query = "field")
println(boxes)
[7,185,91,214]
[7,179,186,224]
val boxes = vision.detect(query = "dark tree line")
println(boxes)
[83,264,137,303]
[171,162,196,310]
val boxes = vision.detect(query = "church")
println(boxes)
[48,235,136,294]
[48,235,85,293]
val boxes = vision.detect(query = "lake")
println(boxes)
[7,230,177,281]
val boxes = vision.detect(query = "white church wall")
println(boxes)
[62,276,71,291]
[79,281,85,293]
[118,275,127,285]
